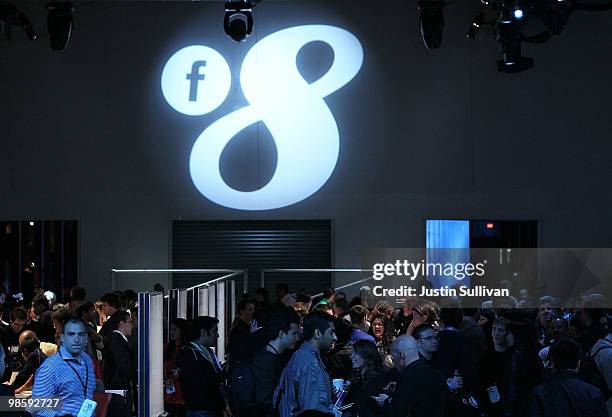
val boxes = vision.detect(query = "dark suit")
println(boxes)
[382,359,447,417]
[104,331,133,417]
[527,369,607,417]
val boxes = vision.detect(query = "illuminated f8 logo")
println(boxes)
[161,25,364,210]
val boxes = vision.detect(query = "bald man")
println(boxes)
[372,335,447,417]
[10,330,46,391]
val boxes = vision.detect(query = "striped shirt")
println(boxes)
[32,346,95,417]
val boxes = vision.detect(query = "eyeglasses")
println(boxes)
[418,336,438,341]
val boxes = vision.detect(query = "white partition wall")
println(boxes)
[216,282,226,359]
[198,287,209,316]
[138,292,164,417]
[178,290,187,319]
[169,288,188,320]
[208,285,216,317]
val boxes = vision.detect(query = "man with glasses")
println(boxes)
[413,324,439,361]
[104,310,134,417]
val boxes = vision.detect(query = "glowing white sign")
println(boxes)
[161,25,363,210]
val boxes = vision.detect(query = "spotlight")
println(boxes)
[467,12,485,39]
[224,1,254,42]
[47,2,74,51]
[418,1,445,49]
[496,22,534,73]
[513,8,525,19]
[16,11,36,40]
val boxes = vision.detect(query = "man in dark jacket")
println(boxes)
[460,307,485,359]
[10,331,46,391]
[527,338,607,417]
[104,310,134,417]
[373,335,447,417]
[252,309,301,417]
[177,316,227,417]
[577,305,608,353]
[29,294,55,343]
[98,292,122,343]
[325,318,353,380]
[435,307,478,395]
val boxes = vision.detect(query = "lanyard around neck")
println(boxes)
[191,342,220,370]
[59,350,88,397]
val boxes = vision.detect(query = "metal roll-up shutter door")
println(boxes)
[172,220,332,296]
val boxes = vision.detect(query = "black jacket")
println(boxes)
[577,322,608,354]
[103,331,132,390]
[345,369,393,417]
[325,343,353,380]
[434,329,479,392]
[176,343,226,412]
[252,348,283,417]
[527,369,607,417]
[382,359,447,417]
[99,310,120,346]
[10,348,46,390]
[478,347,543,417]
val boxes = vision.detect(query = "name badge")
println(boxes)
[487,385,501,404]
[77,399,97,417]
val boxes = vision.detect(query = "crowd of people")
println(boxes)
[165,285,612,417]
[0,286,137,417]
[0,283,610,417]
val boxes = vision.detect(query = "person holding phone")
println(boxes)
[343,340,391,417]
[477,317,543,417]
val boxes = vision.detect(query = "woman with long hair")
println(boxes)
[368,313,394,362]
[344,340,391,417]
[164,318,189,417]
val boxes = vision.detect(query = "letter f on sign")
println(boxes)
[186,60,206,102]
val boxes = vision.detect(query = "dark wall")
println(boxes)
[1,1,611,297]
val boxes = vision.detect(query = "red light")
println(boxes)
[486,223,495,229]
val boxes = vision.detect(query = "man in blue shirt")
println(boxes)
[274,311,337,417]
[348,305,375,345]
[33,317,95,417]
